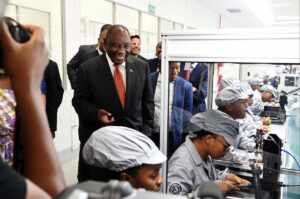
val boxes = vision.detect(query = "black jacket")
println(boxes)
[44,59,64,132]
[72,54,154,143]
[67,44,97,89]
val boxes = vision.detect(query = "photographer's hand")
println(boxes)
[0,23,48,92]
[0,22,65,198]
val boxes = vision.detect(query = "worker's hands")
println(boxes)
[214,180,239,192]
[261,117,271,125]
[97,109,115,124]
[226,173,251,186]
[259,125,271,133]
[0,23,48,92]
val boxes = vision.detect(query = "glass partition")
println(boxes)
[158,61,299,195]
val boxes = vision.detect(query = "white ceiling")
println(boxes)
[196,0,299,27]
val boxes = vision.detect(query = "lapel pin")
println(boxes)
[130,69,134,72]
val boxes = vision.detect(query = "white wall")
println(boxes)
[111,0,237,29]
[81,0,113,24]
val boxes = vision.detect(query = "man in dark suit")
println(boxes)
[179,62,208,114]
[148,41,161,73]
[72,25,154,182]
[44,59,64,138]
[67,44,96,89]
[130,35,148,62]
[67,24,112,89]
[150,61,193,157]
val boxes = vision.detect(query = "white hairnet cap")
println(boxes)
[220,77,239,90]
[187,110,239,147]
[260,85,279,98]
[215,85,249,107]
[248,77,263,86]
[83,126,166,172]
[237,82,254,96]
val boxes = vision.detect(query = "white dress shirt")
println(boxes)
[106,53,126,91]
[154,73,174,132]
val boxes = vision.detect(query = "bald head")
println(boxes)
[106,25,130,43]
[105,25,131,65]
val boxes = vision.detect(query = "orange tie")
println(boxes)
[114,64,125,108]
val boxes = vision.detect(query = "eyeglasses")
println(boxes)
[131,42,141,46]
[212,135,230,151]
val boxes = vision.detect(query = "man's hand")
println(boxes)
[97,109,115,125]
[226,173,251,186]
[214,180,239,192]
[259,125,271,133]
[261,117,271,125]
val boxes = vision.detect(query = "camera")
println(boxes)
[0,16,30,69]
[3,16,30,43]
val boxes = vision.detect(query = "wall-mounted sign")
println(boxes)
[148,4,155,15]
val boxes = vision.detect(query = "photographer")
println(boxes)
[0,14,65,199]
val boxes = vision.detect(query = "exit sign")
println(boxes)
[148,4,155,15]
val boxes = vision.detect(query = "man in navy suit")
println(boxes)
[72,25,154,182]
[151,61,193,157]
[148,41,161,73]
[180,62,208,114]
[67,24,112,89]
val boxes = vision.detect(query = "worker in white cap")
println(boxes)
[215,85,256,162]
[168,110,250,196]
[215,85,249,119]
[83,126,166,192]
[219,77,239,91]
[248,77,264,115]
[236,82,271,139]
[260,84,279,102]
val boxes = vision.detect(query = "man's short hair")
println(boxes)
[106,25,130,42]
[131,35,140,40]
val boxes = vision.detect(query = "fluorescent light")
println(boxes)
[243,0,276,26]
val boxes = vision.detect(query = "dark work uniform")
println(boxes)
[0,159,26,198]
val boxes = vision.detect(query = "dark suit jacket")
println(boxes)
[81,50,99,63]
[72,54,154,143]
[44,59,64,132]
[148,57,159,73]
[67,44,97,89]
[179,63,208,114]
[151,72,193,147]
[137,55,148,63]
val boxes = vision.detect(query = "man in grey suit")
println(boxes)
[67,24,112,89]
[72,24,154,182]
